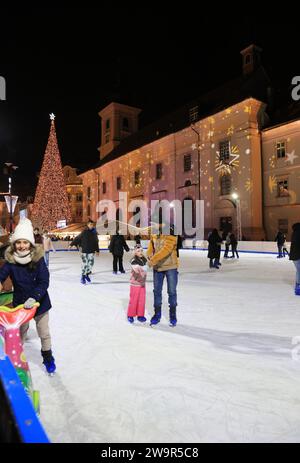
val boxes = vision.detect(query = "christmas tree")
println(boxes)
[31,114,71,230]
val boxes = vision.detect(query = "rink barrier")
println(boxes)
[50,240,287,255]
[0,343,49,443]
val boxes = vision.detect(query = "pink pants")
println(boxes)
[127,285,146,317]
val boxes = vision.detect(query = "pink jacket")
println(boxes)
[129,256,147,287]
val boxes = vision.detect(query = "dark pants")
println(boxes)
[232,246,239,258]
[277,245,283,257]
[224,244,230,257]
[113,255,124,272]
[153,269,178,309]
[210,258,219,268]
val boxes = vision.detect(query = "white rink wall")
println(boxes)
[52,239,287,254]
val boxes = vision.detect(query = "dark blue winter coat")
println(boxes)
[0,245,51,317]
[290,223,300,261]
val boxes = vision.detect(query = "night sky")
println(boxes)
[0,7,298,199]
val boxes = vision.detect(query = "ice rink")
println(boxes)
[24,249,300,443]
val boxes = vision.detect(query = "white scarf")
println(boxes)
[13,250,32,265]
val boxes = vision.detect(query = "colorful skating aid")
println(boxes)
[0,292,41,413]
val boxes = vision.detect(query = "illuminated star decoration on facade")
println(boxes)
[268,175,277,194]
[245,179,253,192]
[215,144,240,176]
[50,113,55,120]
[285,150,298,165]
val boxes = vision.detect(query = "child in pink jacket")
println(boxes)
[127,244,147,323]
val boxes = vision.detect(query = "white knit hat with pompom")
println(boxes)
[10,218,35,246]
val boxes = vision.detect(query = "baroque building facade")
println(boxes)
[80,45,300,240]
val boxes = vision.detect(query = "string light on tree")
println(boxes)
[31,114,71,230]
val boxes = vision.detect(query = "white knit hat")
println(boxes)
[10,218,35,246]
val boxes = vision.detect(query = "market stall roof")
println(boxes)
[50,223,86,235]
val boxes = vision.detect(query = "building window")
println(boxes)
[116,208,122,222]
[133,207,141,227]
[122,117,129,131]
[220,174,232,195]
[76,193,82,202]
[105,119,110,131]
[116,176,122,190]
[87,187,91,200]
[278,219,288,234]
[276,141,286,159]
[219,140,230,161]
[134,170,140,186]
[184,154,192,172]
[102,182,106,194]
[105,133,110,144]
[184,180,192,187]
[87,204,91,217]
[189,106,198,123]
[156,163,162,180]
[277,179,289,197]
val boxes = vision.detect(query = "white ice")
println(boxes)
[23,249,300,443]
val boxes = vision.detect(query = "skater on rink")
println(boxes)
[275,230,286,258]
[207,229,223,269]
[147,222,178,327]
[127,244,148,324]
[108,229,130,274]
[289,222,300,296]
[42,229,56,267]
[230,233,239,258]
[0,218,56,374]
[69,219,99,284]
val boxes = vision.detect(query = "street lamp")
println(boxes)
[190,124,201,201]
[3,162,18,233]
[231,192,242,241]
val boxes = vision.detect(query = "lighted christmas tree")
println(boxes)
[31,114,71,230]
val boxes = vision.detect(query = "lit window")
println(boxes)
[134,170,140,186]
[156,163,162,180]
[220,175,232,195]
[219,140,230,161]
[184,154,192,172]
[276,141,286,159]
[277,179,289,197]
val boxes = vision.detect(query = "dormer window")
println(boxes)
[245,54,251,64]
[122,117,129,131]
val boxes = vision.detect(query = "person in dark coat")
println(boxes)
[0,218,56,373]
[230,233,239,258]
[207,229,223,269]
[134,234,141,245]
[109,230,130,274]
[275,231,286,258]
[289,223,300,296]
[33,227,43,244]
[69,219,99,284]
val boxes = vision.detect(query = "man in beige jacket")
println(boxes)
[147,225,178,326]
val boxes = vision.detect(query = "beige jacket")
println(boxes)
[147,234,178,272]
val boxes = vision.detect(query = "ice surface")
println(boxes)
[23,250,300,443]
